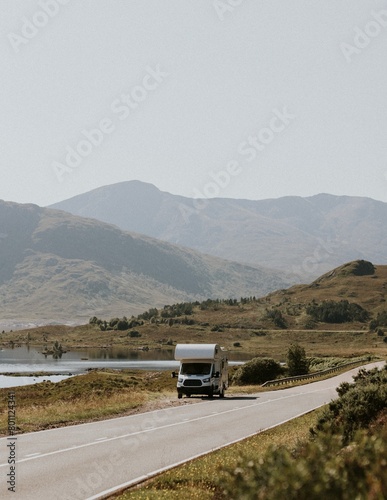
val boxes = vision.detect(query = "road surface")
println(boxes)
[0,362,384,499]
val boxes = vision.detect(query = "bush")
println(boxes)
[370,310,387,331]
[233,357,283,385]
[128,330,141,338]
[220,429,387,500]
[351,259,375,276]
[116,319,129,331]
[316,366,387,444]
[109,317,120,328]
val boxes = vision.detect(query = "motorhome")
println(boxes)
[173,343,228,398]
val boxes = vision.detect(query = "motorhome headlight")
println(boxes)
[203,378,210,383]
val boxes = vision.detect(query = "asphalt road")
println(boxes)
[0,361,384,500]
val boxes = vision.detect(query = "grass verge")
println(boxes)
[113,410,318,499]
[0,370,178,435]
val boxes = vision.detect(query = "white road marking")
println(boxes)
[85,406,326,500]
[0,387,332,468]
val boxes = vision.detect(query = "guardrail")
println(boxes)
[261,358,372,387]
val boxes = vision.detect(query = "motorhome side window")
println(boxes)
[181,363,212,375]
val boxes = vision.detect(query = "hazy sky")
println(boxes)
[1,0,387,207]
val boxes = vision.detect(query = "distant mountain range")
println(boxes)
[50,181,387,278]
[0,200,291,324]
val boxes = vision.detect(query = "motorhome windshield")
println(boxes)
[180,363,212,376]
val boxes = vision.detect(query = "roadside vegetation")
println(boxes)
[115,364,387,499]
[0,370,177,435]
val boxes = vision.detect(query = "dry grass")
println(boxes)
[0,370,177,435]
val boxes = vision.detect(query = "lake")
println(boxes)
[0,345,249,387]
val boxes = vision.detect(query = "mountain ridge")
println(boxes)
[49,181,387,278]
[0,200,291,324]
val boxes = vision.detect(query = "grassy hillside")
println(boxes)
[0,200,290,323]
[2,260,387,360]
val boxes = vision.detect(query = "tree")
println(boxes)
[287,344,309,376]
[306,300,369,323]
[265,309,287,328]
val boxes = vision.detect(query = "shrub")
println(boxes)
[128,330,141,338]
[220,429,387,500]
[351,259,375,276]
[315,366,387,444]
[109,317,120,328]
[370,310,387,331]
[233,357,283,385]
[116,319,129,331]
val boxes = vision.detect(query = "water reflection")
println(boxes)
[0,345,250,374]
[0,374,73,389]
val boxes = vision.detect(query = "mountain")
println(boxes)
[50,181,387,278]
[0,201,291,324]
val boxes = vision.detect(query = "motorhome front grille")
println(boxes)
[183,380,202,387]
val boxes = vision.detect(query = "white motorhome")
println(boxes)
[173,343,228,398]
